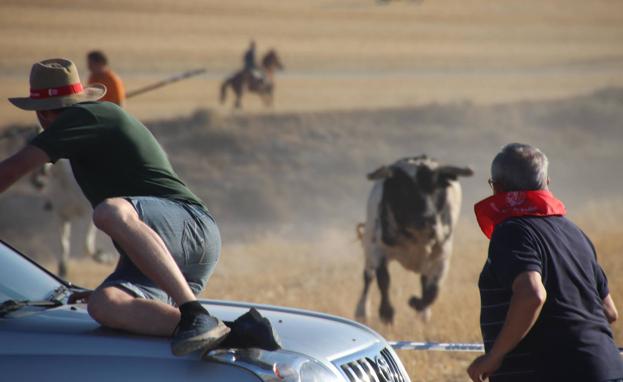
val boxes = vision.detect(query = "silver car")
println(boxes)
[0,241,411,382]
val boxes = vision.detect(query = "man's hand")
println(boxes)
[467,272,546,381]
[67,290,93,304]
[603,294,618,323]
[467,353,503,382]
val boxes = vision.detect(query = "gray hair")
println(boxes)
[491,143,549,191]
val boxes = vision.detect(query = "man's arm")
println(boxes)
[489,271,547,356]
[468,271,546,382]
[0,145,50,193]
[603,294,618,323]
[115,75,126,107]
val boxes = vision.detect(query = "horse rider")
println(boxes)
[242,40,264,86]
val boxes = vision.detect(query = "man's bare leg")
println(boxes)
[89,197,230,355]
[92,198,195,305]
[88,286,179,336]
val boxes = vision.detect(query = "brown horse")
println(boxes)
[220,49,284,109]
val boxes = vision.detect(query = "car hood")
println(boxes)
[0,299,384,363]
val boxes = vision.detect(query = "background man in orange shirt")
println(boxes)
[87,50,125,107]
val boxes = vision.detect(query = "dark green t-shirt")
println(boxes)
[30,102,205,209]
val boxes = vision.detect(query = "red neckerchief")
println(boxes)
[474,190,566,239]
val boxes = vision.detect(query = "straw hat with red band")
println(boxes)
[9,58,106,111]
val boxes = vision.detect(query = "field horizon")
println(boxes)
[2,0,623,125]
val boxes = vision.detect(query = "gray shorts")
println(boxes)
[100,196,221,305]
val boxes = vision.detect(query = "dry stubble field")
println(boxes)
[54,206,623,382]
[1,0,623,124]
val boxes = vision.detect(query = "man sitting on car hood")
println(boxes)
[1,58,230,356]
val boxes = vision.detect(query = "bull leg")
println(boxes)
[408,275,438,322]
[58,221,71,278]
[408,256,450,322]
[355,268,375,322]
[377,257,394,324]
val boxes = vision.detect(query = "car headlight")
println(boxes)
[273,356,338,382]
[205,348,341,382]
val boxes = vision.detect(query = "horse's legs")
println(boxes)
[377,257,394,324]
[266,85,274,107]
[58,220,71,278]
[219,80,229,104]
[260,89,274,108]
[232,74,252,109]
[234,85,243,109]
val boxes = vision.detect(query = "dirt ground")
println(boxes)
[1,1,623,381]
[46,210,623,382]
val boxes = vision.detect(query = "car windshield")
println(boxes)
[0,242,63,303]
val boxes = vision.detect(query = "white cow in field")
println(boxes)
[31,160,114,278]
[355,156,473,324]
[1,126,113,278]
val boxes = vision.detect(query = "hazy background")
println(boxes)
[1,1,622,381]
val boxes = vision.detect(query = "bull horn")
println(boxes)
[438,165,474,177]
[367,165,393,180]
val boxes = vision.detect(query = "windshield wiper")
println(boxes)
[0,299,63,318]
[0,284,70,317]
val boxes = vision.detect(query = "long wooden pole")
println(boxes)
[125,68,207,99]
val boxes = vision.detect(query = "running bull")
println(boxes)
[355,156,473,323]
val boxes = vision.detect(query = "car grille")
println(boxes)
[339,347,407,382]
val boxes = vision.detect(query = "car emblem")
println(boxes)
[375,355,395,382]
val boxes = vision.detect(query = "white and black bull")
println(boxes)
[355,156,473,324]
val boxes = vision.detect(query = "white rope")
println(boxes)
[389,341,484,352]
[390,341,623,353]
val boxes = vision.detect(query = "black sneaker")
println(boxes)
[171,313,231,356]
[219,308,282,351]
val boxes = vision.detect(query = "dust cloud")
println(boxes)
[1,87,622,257]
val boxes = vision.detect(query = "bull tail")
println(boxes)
[355,222,366,241]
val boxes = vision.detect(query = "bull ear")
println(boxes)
[367,165,393,180]
[437,165,474,179]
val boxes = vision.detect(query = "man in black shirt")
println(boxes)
[467,143,622,382]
